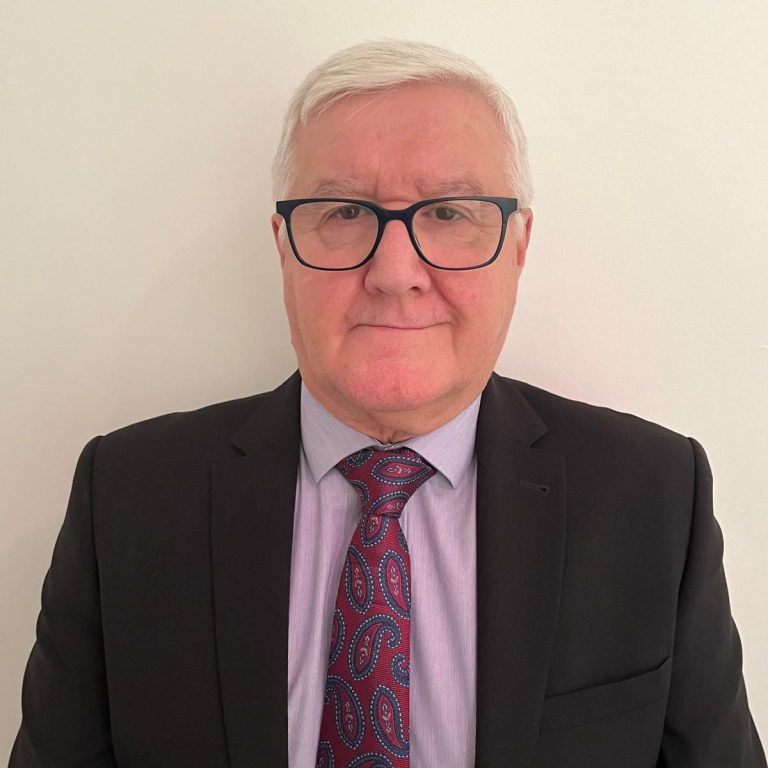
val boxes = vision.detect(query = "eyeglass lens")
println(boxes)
[289,199,503,269]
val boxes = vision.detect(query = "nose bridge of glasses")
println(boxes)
[374,205,422,257]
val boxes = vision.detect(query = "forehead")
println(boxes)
[290,82,510,199]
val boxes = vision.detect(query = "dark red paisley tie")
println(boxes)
[316,447,436,768]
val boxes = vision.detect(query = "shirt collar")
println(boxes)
[300,382,480,489]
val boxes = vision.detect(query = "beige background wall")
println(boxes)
[2,0,766,754]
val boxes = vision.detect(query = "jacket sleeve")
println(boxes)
[9,436,118,767]
[657,438,766,767]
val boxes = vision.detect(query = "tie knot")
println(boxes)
[336,447,436,518]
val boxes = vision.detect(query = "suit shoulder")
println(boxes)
[504,376,694,466]
[95,390,271,467]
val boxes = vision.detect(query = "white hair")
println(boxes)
[271,39,534,208]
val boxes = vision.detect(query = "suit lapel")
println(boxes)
[210,371,565,767]
[474,374,567,768]
[211,372,301,768]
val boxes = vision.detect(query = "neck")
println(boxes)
[304,378,486,443]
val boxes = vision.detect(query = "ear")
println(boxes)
[516,208,533,268]
[271,213,288,269]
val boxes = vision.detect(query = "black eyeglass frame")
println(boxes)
[275,196,520,271]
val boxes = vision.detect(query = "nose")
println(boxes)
[363,219,432,295]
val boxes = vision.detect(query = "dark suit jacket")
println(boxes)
[10,372,766,767]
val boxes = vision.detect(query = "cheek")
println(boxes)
[489,258,521,317]
[283,269,320,354]
[284,267,355,348]
[281,271,302,341]
[442,271,517,340]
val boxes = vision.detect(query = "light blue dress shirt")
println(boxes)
[287,383,480,767]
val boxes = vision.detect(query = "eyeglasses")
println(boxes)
[275,196,520,271]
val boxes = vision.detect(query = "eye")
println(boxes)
[433,205,463,221]
[334,205,364,220]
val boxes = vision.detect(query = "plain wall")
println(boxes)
[2,0,766,753]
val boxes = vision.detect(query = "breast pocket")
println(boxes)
[539,656,671,734]
[533,658,672,768]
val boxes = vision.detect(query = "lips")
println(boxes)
[363,324,431,330]
[356,320,445,331]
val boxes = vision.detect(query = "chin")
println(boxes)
[336,362,457,414]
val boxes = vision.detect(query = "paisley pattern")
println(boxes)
[329,609,344,666]
[378,550,410,619]
[347,478,370,508]
[371,685,409,758]
[345,547,373,613]
[391,653,409,688]
[349,615,401,681]
[348,755,394,768]
[369,491,411,518]
[360,514,388,548]
[324,675,364,749]
[317,447,436,768]
[316,741,335,768]
[372,454,435,486]
[345,451,372,468]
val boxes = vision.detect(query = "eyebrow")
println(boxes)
[417,177,486,197]
[308,176,488,199]
[310,179,368,197]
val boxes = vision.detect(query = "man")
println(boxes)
[10,40,765,768]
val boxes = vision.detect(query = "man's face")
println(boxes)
[272,82,532,436]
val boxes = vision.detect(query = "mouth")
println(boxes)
[358,324,436,333]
